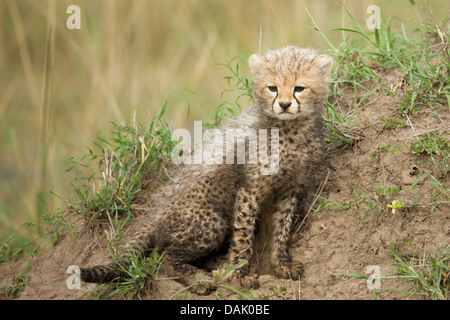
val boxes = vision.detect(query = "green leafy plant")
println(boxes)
[387,199,405,214]
[411,132,450,157]
[411,132,450,173]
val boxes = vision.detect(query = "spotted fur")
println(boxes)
[80,46,333,289]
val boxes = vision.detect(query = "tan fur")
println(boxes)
[80,46,333,290]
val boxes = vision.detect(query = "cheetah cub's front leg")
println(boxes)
[270,191,303,279]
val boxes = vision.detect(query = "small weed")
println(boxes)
[380,117,406,130]
[378,143,391,153]
[23,210,73,251]
[371,181,401,199]
[351,188,382,223]
[175,291,191,300]
[263,286,288,300]
[389,237,419,257]
[370,143,390,158]
[0,261,33,298]
[389,141,409,155]
[411,132,450,157]
[387,199,405,215]
[411,132,450,173]
[425,172,450,214]
[0,238,30,263]
[0,209,73,261]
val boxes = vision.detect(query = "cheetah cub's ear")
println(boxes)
[248,53,268,76]
[312,54,334,79]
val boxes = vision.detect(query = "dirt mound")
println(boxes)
[1,65,449,301]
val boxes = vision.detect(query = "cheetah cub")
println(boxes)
[80,46,333,289]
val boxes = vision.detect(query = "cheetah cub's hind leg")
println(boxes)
[270,191,303,279]
[227,187,261,289]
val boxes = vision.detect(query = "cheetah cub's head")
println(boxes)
[249,46,333,121]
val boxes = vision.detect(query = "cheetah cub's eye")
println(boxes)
[294,86,306,93]
[268,86,278,93]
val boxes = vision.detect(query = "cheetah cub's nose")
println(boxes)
[279,102,292,110]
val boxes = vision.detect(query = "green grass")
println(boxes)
[0,105,176,261]
[66,109,175,221]
[306,1,450,149]
[89,246,165,300]
[425,172,450,214]
[389,245,450,300]
[347,242,449,300]
[315,170,450,219]
[314,181,405,223]
[210,55,253,127]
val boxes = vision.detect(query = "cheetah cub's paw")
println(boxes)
[229,273,259,289]
[274,261,304,279]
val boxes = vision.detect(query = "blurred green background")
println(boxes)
[0,0,448,247]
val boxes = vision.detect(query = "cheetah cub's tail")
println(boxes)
[80,261,130,283]
[80,222,160,283]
